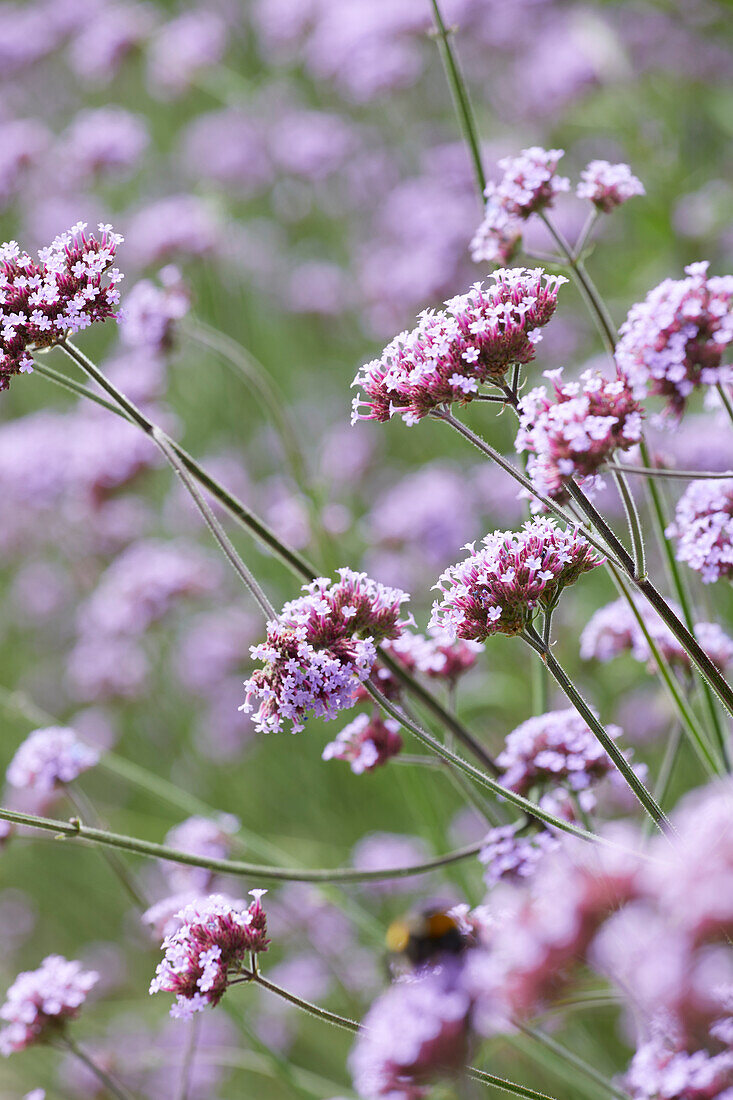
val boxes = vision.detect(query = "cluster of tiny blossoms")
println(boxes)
[150,892,268,1018]
[386,627,483,684]
[242,569,410,734]
[352,269,566,425]
[6,727,99,793]
[431,519,603,641]
[0,223,123,390]
[0,956,98,1054]
[666,478,733,583]
[516,368,644,500]
[322,712,403,774]
[576,160,645,212]
[479,826,559,888]
[615,262,733,415]
[471,148,568,265]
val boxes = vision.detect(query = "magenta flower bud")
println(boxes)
[150,892,269,1018]
[431,518,603,641]
[0,956,98,1055]
[6,727,99,793]
[516,367,644,501]
[352,269,566,425]
[242,569,410,734]
[666,478,733,584]
[615,262,733,416]
[0,223,123,391]
[576,160,645,213]
[322,712,403,774]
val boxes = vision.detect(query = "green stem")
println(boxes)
[67,786,148,910]
[0,803,486,884]
[428,0,486,198]
[466,1065,558,1100]
[523,626,670,830]
[517,1023,629,1100]
[59,1034,133,1100]
[608,458,646,578]
[612,463,733,480]
[150,426,276,620]
[716,381,733,425]
[177,1015,200,1100]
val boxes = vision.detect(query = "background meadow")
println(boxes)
[1,0,733,1097]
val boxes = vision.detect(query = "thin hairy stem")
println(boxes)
[573,208,600,260]
[608,458,646,578]
[58,1034,133,1100]
[517,1023,629,1100]
[611,462,733,480]
[522,625,670,830]
[716,382,733,426]
[465,1065,559,1100]
[0,803,488,883]
[67,786,148,911]
[428,0,486,197]
[151,426,276,620]
[177,1015,201,1100]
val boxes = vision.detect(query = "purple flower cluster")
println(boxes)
[576,160,645,212]
[516,367,644,500]
[580,596,733,670]
[150,892,269,1018]
[0,955,98,1055]
[0,223,123,390]
[349,961,472,1099]
[322,713,403,774]
[430,518,602,641]
[496,708,622,797]
[386,628,483,684]
[61,107,149,181]
[6,727,99,793]
[243,569,410,734]
[163,815,240,894]
[119,266,189,355]
[666,479,733,583]
[471,147,569,265]
[479,826,558,887]
[352,269,566,425]
[615,262,733,415]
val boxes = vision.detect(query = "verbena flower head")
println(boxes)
[615,262,733,415]
[430,518,603,641]
[349,962,472,1099]
[516,367,644,500]
[576,161,645,213]
[150,891,269,1018]
[322,713,403,774]
[243,569,410,734]
[666,479,733,583]
[119,266,189,354]
[386,628,483,684]
[0,956,98,1055]
[6,727,99,793]
[479,826,558,888]
[470,148,569,267]
[623,1038,733,1100]
[0,223,123,391]
[580,596,733,669]
[352,269,566,425]
[497,708,622,796]
[164,815,240,894]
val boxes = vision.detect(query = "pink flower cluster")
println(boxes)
[615,262,733,415]
[0,223,123,390]
[666,478,733,583]
[479,826,559,888]
[150,892,269,1018]
[164,815,240,894]
[471,147,569,265]
[119,266,189,355]
[580,596,733,670]
[243,569,410,734]
[322,712,403,774]
[430,518,603,641]
[352,269,566,425]
[6,727,99,793]
[386,627,483,684]
[516,367,644,500]
[0,955,98,1054]
[576,160,645,212]
[496,708,622,797]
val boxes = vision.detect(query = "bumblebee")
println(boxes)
[385,906,471,968]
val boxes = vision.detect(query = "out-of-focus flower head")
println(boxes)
[352,269,566,425]
[150,891,268,1018]
[516,367,644,501]
[0,956,98,1055]
[242,569,410,734]
[0,222,123,390]
[322,712,403,773]
[386,627,484,684]
[615,262,733,416]
[479,826,559,887]
[431,518,602,641]
[119,265,189,354]
[146,10,227,99]
[124,195,220,268]
[60,107,149,181]
[666,478,733,584]
[163,814,240,894]
[576,160,645,212]
[6,727,99,793]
